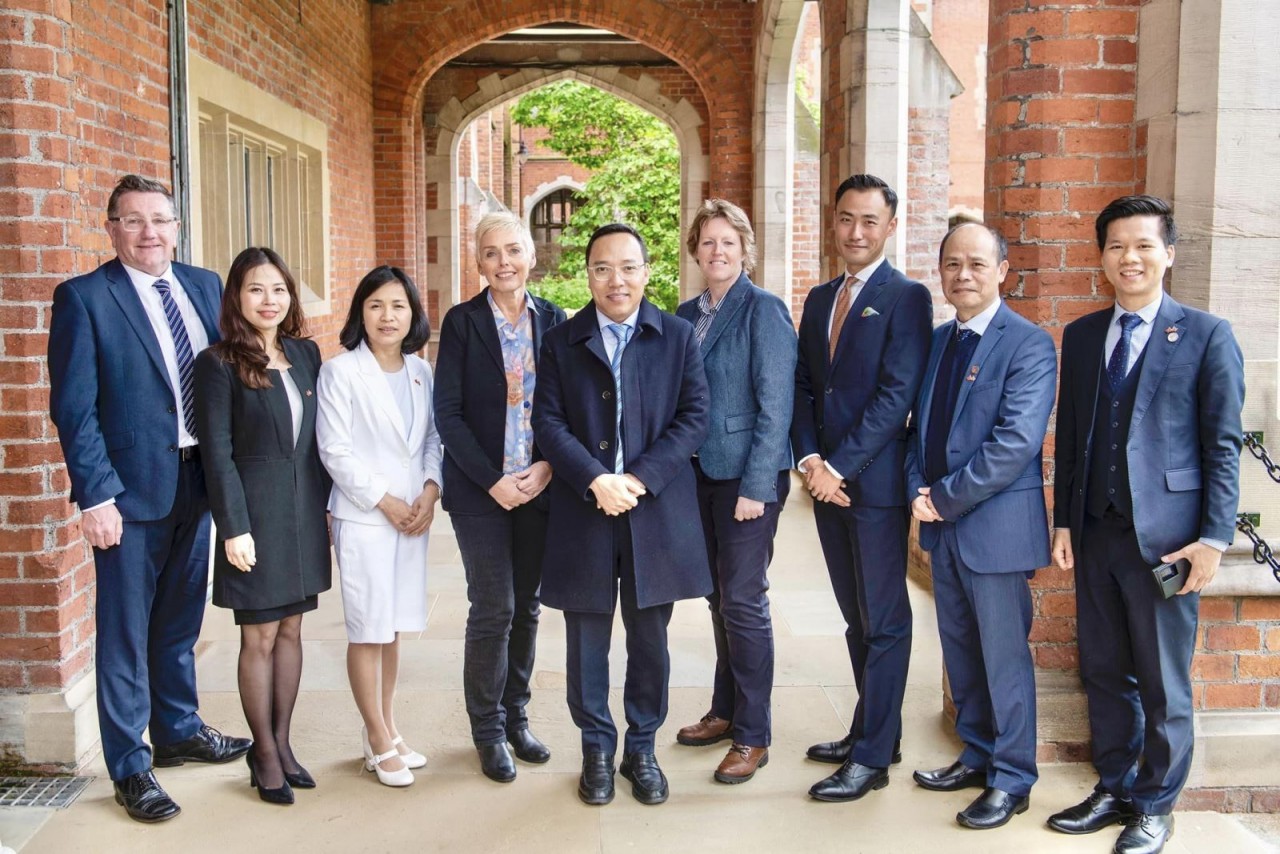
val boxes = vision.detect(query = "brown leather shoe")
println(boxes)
[676,714,733,746]
[714,743,769,783]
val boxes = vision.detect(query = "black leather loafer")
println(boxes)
[1115,813,1173,854]
[478,743,517,783]
[152,724,252,766]
[578,751,615,805]
[806,735,902,765]
[956,787,1029,829]
[508,728,551,764]
[808,761,888,802]
[113,770,181,823]
[1047,786,1135,834]
[913,759,986,792]
[619,752,669,805]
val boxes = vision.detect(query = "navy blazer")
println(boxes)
[791,261,932,507]
[905,302,1057,574]
[532,299,712,613]
[1053,295,1245,564]
[49,258,222,521]
[433,288,567,515]
[675,273,797,502]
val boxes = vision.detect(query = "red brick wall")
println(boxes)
[931,0,990,215]
[1195,598,1280,711]
[790,155,821,320]
[906,105,950,316]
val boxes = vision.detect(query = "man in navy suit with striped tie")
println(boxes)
[1048,196,1244,854]
[49,175,250,823]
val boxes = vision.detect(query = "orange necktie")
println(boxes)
[828,276,854,362]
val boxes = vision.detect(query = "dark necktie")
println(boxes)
[153,279,198,439]
[1107,312,1143,391]
[924,327,980,484]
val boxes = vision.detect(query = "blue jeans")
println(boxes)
[452,503,547,746]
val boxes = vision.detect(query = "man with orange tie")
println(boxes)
[791,174,932,802]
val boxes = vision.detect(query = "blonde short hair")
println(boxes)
[685,198,757,275]
[474,211,536,266]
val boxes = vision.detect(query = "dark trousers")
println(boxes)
[452,503,546,746]
[812,501,912,767]
[1077,513,1198,815]
[94,459,210,781]
[929,524,1038,796]
[563,516,673,756]
[695,465,789,746]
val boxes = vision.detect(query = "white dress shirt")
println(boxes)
[957,297,1002,337]
[596,307,639,362]
[1103,293,1162,376]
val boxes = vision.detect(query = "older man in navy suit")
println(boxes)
[48,175,250,823]
[532,223,710,807]
[905,222,1057,829]
[1048,196,1244,854]
[792,174,932,802]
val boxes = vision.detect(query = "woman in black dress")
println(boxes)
[194,247,332,805]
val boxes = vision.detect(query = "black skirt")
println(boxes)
[233,594,319,626]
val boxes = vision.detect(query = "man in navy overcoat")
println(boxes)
[48,175,250,823]
[905,222,1057,830]
[532,223,710,807]
[791,174,932,803]
[1047,195,1244,854]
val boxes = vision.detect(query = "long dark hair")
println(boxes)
[212,247,307,389]
[338,265,431,353]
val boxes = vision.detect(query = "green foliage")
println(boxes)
[795,65,820,130]
[513,81,681,312]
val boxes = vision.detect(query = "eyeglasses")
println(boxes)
[588,263,647,282]
[108,216,179,232]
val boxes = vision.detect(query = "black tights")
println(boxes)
[238,614,304,788]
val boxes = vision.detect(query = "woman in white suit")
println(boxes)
[316,266,441,788]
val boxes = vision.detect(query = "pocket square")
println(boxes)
[861,306,879,318]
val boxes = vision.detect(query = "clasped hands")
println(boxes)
[377,481,441,536]
[910,487,943,523]
[590,472,646,516]
[802,458,850,507]
[487,461,553,511]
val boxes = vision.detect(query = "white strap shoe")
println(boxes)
[392,736,427,770]
[364,748,414,787]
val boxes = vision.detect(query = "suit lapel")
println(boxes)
[469,290,505,373]
[355,342,409,446]
[568,309,612,371]
[1131,295,1187,432]
[406,356,429,452]
[171,264,220,344]
[281,338,316,452]
[699,274,750,357]
[950,305,1007,431]
[916,321,953,450]
[105,260,171,388]
[832,262,891,369]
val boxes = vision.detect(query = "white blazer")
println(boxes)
[316,341,443,524]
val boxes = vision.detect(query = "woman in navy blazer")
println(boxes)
[433,212,566,782]
[672,200,797,783]
[194,247,332,804]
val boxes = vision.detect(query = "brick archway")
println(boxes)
[425,67,709,313]
[369,0,752,285]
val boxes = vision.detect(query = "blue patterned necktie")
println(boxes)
[1106,312,1143,392]
[607,323,632,474]
[153,279,198,438]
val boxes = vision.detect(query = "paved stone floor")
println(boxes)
[3,488,1275,853]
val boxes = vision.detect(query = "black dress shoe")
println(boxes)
[478,743,517,783]
[913,759,986,792]
[956,786,1029,829]
[1047,785,1135,834]
[808,761,888,802]
[246,753,294,805]
[283,766,316,789]
[578,751,615,805]
[113,770,181,823]
[153,724,253,767]
[1114,813,1174,854]
[806,735,902,765]
[508,728,551,764]
[619,753,669,805]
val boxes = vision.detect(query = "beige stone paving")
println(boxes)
[3,487,1275,853]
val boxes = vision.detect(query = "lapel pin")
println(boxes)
[304,389,313,397]
[965,365,980,382]
[413,377,422,386]
[1165,325,1179,343]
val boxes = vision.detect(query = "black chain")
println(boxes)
[1236,514,1280,582]
[1243,433,1280,483]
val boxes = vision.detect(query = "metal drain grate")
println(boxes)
[0,777,92,808]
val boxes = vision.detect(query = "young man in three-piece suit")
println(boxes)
[905,222,1057,830]
[791,174,933,803]
[48,175,252,823]
[1048,195,1245,854]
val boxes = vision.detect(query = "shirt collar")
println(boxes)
[596,307,639,334]
[957,298,1001,337]
[1113,293,1163,326]
[845,256,886,288]
[121,261,175,291]
[486,289,533,324]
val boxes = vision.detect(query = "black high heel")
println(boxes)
[283,766,316,789]
[246,752,295,805]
